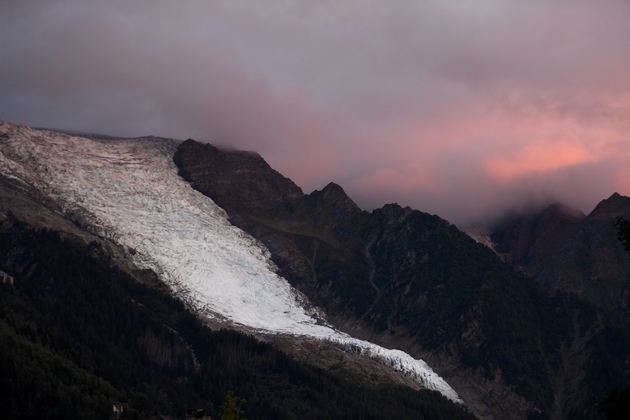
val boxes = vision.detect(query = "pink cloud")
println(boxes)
[2,0,630,224]
[484,141,596,183]
[615,165,630,193]
[348,163,435,195]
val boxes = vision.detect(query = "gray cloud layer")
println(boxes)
[1,0,629,225]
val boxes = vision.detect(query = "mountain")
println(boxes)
[174,139,630,419]
[490,195,630,320]
[2,120,630,419]
[0,120,466,418]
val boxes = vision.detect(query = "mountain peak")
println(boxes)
[376,203,413,219]
[173,139,303,214]
[540,202,586,223]
[588,192,630,219]
[321,181,344,193]
[308,182,361,220]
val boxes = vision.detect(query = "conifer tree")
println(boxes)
[614,217,630,251]
[219,391,247,420]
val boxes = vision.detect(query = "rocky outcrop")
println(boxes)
[173,139,303,215]
[173,139,365,307]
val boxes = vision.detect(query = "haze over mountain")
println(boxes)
[2,1,630,225]
[489,193,630,320]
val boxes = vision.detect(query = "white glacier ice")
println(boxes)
[0,120,462,403]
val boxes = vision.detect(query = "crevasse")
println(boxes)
[0,120,462,403]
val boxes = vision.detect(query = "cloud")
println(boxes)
[1,0,629,225]
[485,138,597,184]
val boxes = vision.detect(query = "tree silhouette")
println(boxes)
[595,386,630,420]
[219,391,247,420]
[614,217,630,251]
[595,217,630,419]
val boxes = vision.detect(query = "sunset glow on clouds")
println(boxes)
[485,142,596,184]
[1,0,629,224]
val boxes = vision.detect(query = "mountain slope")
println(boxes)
[0,217,476,420]
[174,139,630,420]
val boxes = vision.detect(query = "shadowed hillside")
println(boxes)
[0,215,476,420]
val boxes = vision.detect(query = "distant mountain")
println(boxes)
[490,194,630,320]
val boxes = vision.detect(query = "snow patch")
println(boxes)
[462,226,498,253]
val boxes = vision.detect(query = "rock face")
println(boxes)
[174,139,304,214]
[173,140,363,305]
[174,139,630,420]
[491,194,630,319]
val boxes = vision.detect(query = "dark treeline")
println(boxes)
[0,219,475,420]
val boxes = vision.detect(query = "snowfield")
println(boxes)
[0,120,461,403]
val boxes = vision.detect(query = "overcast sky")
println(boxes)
[1,0,629,225]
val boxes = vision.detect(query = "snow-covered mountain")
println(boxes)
[0,120,461,403]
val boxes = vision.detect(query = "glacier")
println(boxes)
[0,120,461,403]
